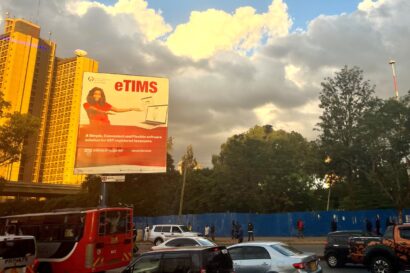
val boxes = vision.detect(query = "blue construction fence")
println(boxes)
[134,208,410,237]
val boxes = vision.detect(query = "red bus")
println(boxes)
[0,207,133,273]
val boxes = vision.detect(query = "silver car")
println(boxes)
[151,236,216,250]
[227,242,322,273]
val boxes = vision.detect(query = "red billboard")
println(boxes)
[74,72,169,174]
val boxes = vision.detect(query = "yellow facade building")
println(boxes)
[39,57,98,184]
[0,18,99,184]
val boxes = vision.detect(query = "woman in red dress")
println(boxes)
[83,87,142,125]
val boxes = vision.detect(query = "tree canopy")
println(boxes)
[0,92,39,167]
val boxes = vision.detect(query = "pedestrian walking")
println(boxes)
[204,225,210,238]
[365,218,372,233]
[231,221,236,240]
[375,215,381,235]
[247,222,254,241]
[143,225,150,241]
[210,224,215,241]
[187,222,192,231]
[237,225,244,243]
[331,217,337,232]
[296,218,304,238]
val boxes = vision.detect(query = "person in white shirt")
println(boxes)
[204,225,210,238]
[144,225,150,241]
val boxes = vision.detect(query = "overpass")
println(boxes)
[0,181,86,198]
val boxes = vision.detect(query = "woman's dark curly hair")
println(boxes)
[86,87,106,105]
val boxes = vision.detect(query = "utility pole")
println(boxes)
[389,60,399,100]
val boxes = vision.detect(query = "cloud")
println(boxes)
[166,0,292,60]
[1,0,410,168]
[358,0,386,12]
[285,64,306,88]
[66,0,172,41]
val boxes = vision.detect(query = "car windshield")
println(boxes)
[197,238,216,246]
[179,225,189,232]
[271,244,303,256]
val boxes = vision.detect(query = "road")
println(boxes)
[108,242,407,273]
[109,261,369,273]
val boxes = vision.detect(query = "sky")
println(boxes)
[0,0,408,167]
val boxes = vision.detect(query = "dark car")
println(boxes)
[122,246,234,273]
[324,230,377,268]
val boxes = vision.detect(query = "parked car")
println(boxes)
[0,235,37,272]
[148,224,201,246]
[349,224,410,273]
[121,246,234,273]
[152,236,216,250]
[227,242,322,273]
[324,230,377,268]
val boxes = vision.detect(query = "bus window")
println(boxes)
[5,225,16,235]
[99,212,107,235]
[99,210,129,235]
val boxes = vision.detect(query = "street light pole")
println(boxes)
[389,60,399,100]
[326,181,332,211]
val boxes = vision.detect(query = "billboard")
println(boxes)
[74,72,169,174]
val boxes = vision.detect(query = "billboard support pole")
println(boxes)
[99,180,107,207]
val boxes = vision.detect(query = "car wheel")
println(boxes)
[370,256,395,273]
[326,253,340,268]
[154,238,164,246]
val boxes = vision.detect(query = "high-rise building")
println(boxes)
[0,18,99,184]
[39,57,98,184]
[0,18,55,181]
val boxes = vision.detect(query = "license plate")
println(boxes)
[309,261,318,271]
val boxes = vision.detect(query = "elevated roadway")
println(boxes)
[0,181,85,198]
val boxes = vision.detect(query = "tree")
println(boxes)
[178,145,198,216]
[317,66,378,209]
[357,93,410,221]
[211,125,320,213]
[0,91,39,167]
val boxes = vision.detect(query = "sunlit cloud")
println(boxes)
[166,0,292,60]
[285,64,306,88]
[358,0,386,12]
[66,0,172,41]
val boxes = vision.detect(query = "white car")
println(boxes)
[228,242,322,273]
[0,235,37,272]
[148,224,201,245]
[151,236,216,250]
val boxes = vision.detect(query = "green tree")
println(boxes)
[212,125,320,213]
[0,92,39,167]
[317,66,378,209]
[357,93,410,221]
[99,153,181,216]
